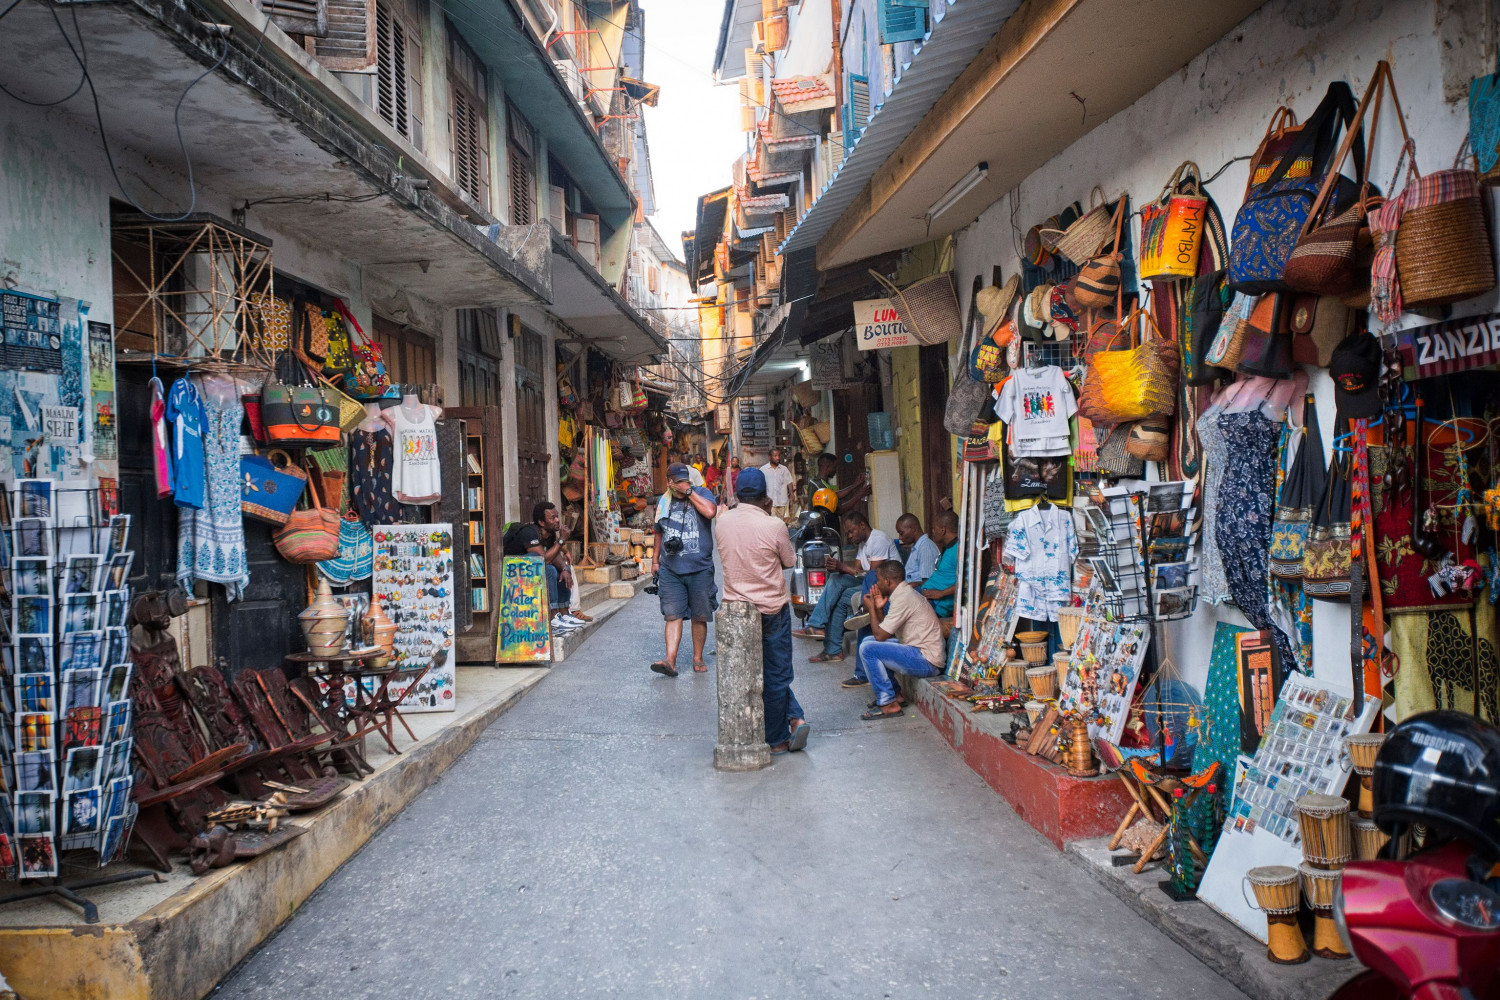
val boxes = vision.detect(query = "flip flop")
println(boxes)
[769,741,791,756]
[571,611,594,622]
[791,629,825,640]
[649,661,678,677]
[866,695,909,709]
[808,653,843,663]
[788,720,810,751]
[860,705,904,721]
[692,662,708,673]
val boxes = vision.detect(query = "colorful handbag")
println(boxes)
[1228,82,1362,293]
[1139,162,1207,281]
[1078,308,1179,424]
[1269,395,1325,578]
[333,302,396,401]
[253,293,293,353]
[1288,294,1351,367]
[1302,422,1354,599]
[1470,50,1500,185]
[1235,293,1295,378]
[302,302,329,361]
[262,355,341,448]
[316,516,374,586]
[1124,418,1171,463]
[273,473,342,564]
[240,450,307,525]
[1186,270,1234,385]
[322,309,355,382]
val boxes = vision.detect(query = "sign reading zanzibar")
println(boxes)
[853,298,916,351]
[1394,313,1500,379]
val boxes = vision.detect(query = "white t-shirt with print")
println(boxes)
[857,528,901,571]
[994,365,1077,458]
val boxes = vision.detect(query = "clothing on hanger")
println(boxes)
[385,398,441,504]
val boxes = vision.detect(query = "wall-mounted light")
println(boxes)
[926,162,989,223]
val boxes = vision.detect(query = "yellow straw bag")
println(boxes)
[1078,307,1180,424]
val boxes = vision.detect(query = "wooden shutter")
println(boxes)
[507,106,534,226]
[375,2,410,137]
[573,214,600,271]
[260,0,327,37]
[878,0,926,44]
[311,0,374,69]
[450,87,488,205]
[842,73,869,152]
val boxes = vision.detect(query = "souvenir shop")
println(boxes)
[919,34,1500,966]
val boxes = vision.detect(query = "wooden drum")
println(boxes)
[1056,607,1084,650]
[1244,865,1309,965]
[1352,816,1391,860]
[1345,733,1385,818]
[1298,863,1350,960]
[1026,666,1058,700]
[1296,793,1352,868]
[1019,640,1049,665]
[1000,660,1028,695]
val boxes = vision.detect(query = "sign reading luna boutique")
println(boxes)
[1394,313,1500,379]
[853,298,917,351]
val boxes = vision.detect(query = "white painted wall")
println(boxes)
[778,0,834,79]
[952,0,1496,698]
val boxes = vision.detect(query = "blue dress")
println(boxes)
[177,378,249,600]
[166,377,206,510]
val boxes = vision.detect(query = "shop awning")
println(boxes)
[2,0,551,310]
[549,230,669,364]
[796,0,1267,269]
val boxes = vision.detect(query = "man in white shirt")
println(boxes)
[759,448,796,522]
[794,511,900,666]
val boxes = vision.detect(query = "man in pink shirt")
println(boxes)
[715,467,809,754]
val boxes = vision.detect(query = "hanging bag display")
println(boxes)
[1042,187,1116,264]
[1068,198,1126,309]
[301,301,330,361]
[944,276,998,436]
[1289,294,1353,367]
[1186,270,1235,385]
[321,308,355,382]
[240,449,308,525]
[1302,420,1354,599]
[870,270,962,345]
[333,301,397,401]
[273,470,343,564]
[1395,148,1497,309]
[1236,293,1295,378]
[1269,395,1326,578]
[1077,307,1179,424]
[262,352,342,448]
[1139,162,1208,281]
[1229,81,1364,293]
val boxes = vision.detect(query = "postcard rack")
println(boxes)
[1081,484,1199,625]
[0,481,154,917]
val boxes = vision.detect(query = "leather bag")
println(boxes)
[944,276,997,436]
[1289,294,1352,367]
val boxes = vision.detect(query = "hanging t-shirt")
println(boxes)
[150,376,173,500]
[386,403,441,504]
[994,365,1076,458]
[658,486,717,576]
[165,377,206,510]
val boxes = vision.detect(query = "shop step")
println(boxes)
[575,581,612,613]
[581,563,621,585]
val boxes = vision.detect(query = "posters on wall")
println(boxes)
[372,524,455,712]
[496,555,551,663]
[0,292,63,373]
[1196,672,1378,941]
[0,294,100,488]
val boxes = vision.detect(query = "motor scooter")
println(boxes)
[789,508,841,622]
[1329,711,1500,999]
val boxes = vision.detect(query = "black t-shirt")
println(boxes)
[503,523,546,557]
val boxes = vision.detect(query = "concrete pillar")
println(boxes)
[713,600,771,771]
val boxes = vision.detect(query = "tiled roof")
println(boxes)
[772,76,834,106]
[740,193,790,213]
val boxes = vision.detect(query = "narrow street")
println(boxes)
[214,592,1244,1000]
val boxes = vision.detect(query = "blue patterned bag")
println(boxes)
[1229,82,1362,294]
[1469,52,1500,182]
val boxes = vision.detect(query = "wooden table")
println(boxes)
[287,651,429,756]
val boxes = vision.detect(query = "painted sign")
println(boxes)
[497,555,552,663]
[853,298,916,351]
[41,406,77,445]
[1394,312,1500,379]
[372,523,456,712]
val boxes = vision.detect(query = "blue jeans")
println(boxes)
[545,563,571,611]
[806,572,862,657]
[859,636,943,707]
[761,606,803,745]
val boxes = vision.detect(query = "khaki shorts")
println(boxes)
[773,505,791,522]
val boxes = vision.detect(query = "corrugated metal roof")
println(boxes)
[779,0,1022,255]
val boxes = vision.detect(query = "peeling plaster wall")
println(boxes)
[952,0,1493,697]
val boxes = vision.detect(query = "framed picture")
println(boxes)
[1151,561,1191,591]
[103,775,131,820]
[105,701,131,743]
[14,595,50,635]
[15,790,52,834]
[60,707,100,753]
[62,746,102,792]
[61,667,102,714]
[16,479,54,521]
[60,592,101,633]
[102,553,132,592]
[16,752,54,792]
[63,787,100,835]
[18,833,57,878]
[103,590,128,629]
[17,636,51,675]
[12,557,51,597]
[102,663,130,704]
[17,673,52,713]
[104,515,131,560]
[16,713,52,753]
[103,738,131,781]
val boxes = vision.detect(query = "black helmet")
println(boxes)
[1372,710,1500,861]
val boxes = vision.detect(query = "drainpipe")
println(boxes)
[830,0,844,108]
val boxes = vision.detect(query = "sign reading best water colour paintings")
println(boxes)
[853,298,917,351]
[496,555,552,663]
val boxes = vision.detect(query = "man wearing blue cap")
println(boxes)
[716,467,808,752]
[650,462,720,677]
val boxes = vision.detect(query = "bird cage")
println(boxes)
[111,213,276,371]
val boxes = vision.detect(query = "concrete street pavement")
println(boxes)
[213,590,1245,999]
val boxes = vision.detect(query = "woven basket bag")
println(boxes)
[871,271,962,345]
[1078,308,1179,424]
[1395,166,1496,307]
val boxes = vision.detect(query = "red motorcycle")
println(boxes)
[1331,711,1500,999]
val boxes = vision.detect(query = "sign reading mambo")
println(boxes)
[497,555,552,663]
[853,298,916,351]
[1394,313,1500,379]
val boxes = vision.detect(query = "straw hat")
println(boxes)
[975,274,1021,339]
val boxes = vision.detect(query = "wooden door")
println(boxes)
[918,342,954,528]
[513,323,551,511]
[210,521,306,684]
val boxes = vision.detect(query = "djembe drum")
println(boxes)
[1055,607,1084,651]
[1351,815,1390,860]
[1344,733,1385,818]
[1244,865,1309,964]
[1298,863,1350,959]
[1026,666,1057,700]
[1001,658,1028,695]
[1295,793,1352,869]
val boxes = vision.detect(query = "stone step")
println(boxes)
[581,564,620,585]
[576,581,612,613]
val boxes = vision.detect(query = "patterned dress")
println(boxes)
[1197,407,1232,605]
[176,379,249,600]
[350,426,401,530]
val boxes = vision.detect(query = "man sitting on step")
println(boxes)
[503,501,591,633]
[856,559,947,721]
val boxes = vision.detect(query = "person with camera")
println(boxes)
[649,463,720,677]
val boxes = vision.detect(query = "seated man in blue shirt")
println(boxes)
[920,510,960,617]
[896,513,939,586]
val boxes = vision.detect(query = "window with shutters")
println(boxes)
[507,105,535,226]
[878,0,927,45]
[310,0,375,70]
[842,73,869,154]
[448,29,489,207]
[259,0,328,39]
[375,0,424,146]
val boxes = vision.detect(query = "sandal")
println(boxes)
[808,652,843,663]
[788,720,810,752]
[692,662,708,673]
[791,628,825,640]
[867,694,909,709]
[649,661,678,677]
[571,611,594,622]
[860,705,904,721]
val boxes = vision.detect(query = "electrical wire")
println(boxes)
[0,0,84,106]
